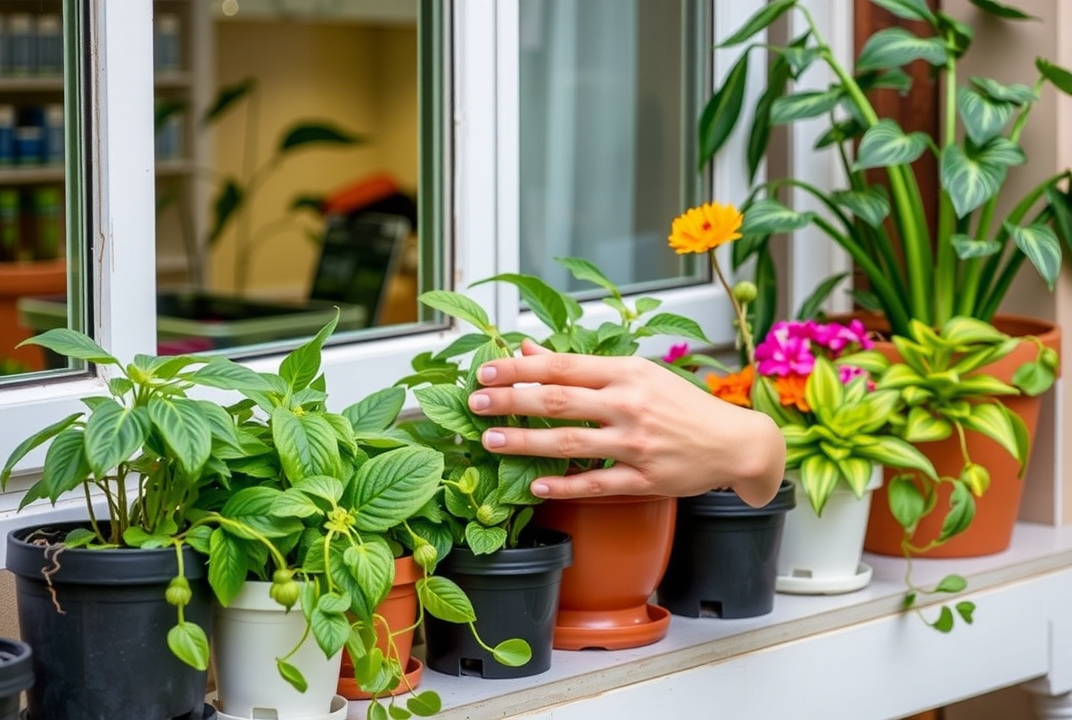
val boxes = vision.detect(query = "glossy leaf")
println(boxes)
[950,233,1000,259]
[419,290,491,332]
[940,140,1025,217]
[1005,221,1062,290]
[407,691,443,717]
[417,575,477,624]
[279,313,338,392]
[853,119,929,170]
[698,51,749,167]
[887,475,926,531]
[272,406,343,482]
[855,27,947,72]
[961,403,1022,461]
[413,385,482,442]
[799,454,841,515]
[719,0,797,47]
[970,76,1037,105]
[352,446,444,532]
[902,407,952,443]
[968,0,1035,20]
[871,0,937,23]
[939,482,976,540]
[39,428,91,503]
[148,397,212,477]
[167,622,209,671]
[1,412,81,487]
[472,273,570,333]
[208,528,247,606]
[493,638,533,667]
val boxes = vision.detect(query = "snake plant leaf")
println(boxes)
[940,139,1025,217]
[957,86,1015,145]
[903,406,953,443]
[951,233,1000,259]
[832,188,891,228]
[717,0,796,47]
[968,0,1036,20]
[856,27,948,72]
[770,88,844,124]
[970,76,1037,105]
[741,198,816,235]
[870,0,937,23]
[1004,221,1062,290]
[960,403,1022,462]
[698,51,749,168]
[1038,58,1072,96]
[853,119,929,170]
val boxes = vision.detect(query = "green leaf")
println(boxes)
[208,179,242,245]
[148,396,213,477]
[741,198,816,235]
[278,122,362,153]
[940,140,1025,217]
[951,233,1000,259]
[190,360,273,393]
[343,542,395,612]
[279,313,338,392]
[1,412,81,487]
[961,403,1022,461]
[902,407,952,443]
[276,659,308,693]
[853,119,929,170]
[311,601,351,657]
[747,44,794,181]
[855,27,948,72]
[940,482,976,541]
[957,86,1015,145]
[294,475,345,503]
[272,406,343,482]
[968,0,1036,20]
[465,523,508,554]
[803,357,844,427]
[718,0,796,47]
[795,272,850,321]
[698,51,750,167]
[208,528,247,606]
[18,329,118,365]
[492,638,533,667]
[871,0,937,23]
[407,691,443,717]
[167,622,210,671]
[888,475,926,531]
[831,188,890,228]
[934,574,968,593]
[202,77,255,124]
[1038,59,1072,96]
[83,400,149,477]
[413,385,481,442]
[1005,222,1062,290]
[799,455,842,516]
[639,314,711,345]
[419,290,491,332]
[39,428,91,503]
[271,488,322,518]
[932,605,955,633]
[343,387,407,434]
[770,88,843,125]
[498,455,566,505]
[472,273,570,334]
[352,446,444,532]
[970,76,1037,105]
[1013,359,1056,397]
[417,575,477,624]
[956,600,977,624]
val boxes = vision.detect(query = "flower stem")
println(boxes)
[710,251,755,366]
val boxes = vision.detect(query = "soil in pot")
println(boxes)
[533,495,675,650]
[658,480,795,619]
[424,528,571,679]
[6,522,212,720]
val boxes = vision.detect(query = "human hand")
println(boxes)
[467,340,786,507]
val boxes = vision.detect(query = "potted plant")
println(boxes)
[701,0,1066,615]
[400,257,716,654]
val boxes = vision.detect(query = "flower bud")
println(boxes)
[413,542,438,572]
[732,281,757,304]
[476,503,498,526]
[269,569,301,611]
[165,576,192,607]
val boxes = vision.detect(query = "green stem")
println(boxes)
[935,47,959,324]
[710,251,754,365]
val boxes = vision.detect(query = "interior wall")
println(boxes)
[209,19,418,300]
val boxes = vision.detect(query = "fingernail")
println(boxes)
[531,482,550,497]
[478,365,497,384]
[483,430,506,448]
[469,393,490,411]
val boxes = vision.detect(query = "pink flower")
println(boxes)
[755,321,815,377]
[810,320,873,355]
[662,343,690,363]
[838,365,869,385]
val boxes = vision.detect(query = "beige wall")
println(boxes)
[209,20,418,299]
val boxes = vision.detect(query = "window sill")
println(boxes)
[348,521,1072,719]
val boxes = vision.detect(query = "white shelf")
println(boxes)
[343,522,1072,719]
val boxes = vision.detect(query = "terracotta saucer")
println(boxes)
[553,603,671,650]
[337,656,424,700]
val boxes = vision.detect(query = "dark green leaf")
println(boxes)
[149,396,213,477]
[202,77,255,125]
[854,119,929,170]
[208,528,247,606]
[208,180,243,246]
[718,0,796,47]
[698,51,750,168]
[968,0,1036,20]
[278,123,363,153]
[870,0,937,23]
[40,428,91,503]
[472,273,570,334]
[83,400,149,477]
[352,446,443,532]
[831,188,890,228]
[1,412,81,487]
[1038,59,1072,96]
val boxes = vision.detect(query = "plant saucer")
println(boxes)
[775,562,873,595]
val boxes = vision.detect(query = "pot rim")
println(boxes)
[682,479,796,517]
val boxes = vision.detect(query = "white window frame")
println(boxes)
[0,0,850,534]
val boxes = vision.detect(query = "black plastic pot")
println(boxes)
[0,638,32,720]
[6,522,213,720]
[424,529,572,679]
[658,480,795,619]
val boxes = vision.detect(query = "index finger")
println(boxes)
[477,349,633,389]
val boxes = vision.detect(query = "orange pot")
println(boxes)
[337,555,424,700]
[533,495,676,650]
[863,314,1061,558]
[0,259,66,370]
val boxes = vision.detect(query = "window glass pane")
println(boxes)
[0,0,84,379]
[151,0,443,358]
[519,0,705,294]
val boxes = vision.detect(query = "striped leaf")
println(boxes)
[871,0,937,23]
[961,403,1021,461]
[950,233,1000,259]
[853,119,929,170]
[970,76,1037,105]
[740,198,815,235]
[770,88,843,124]
[1004,221,1062,290]
[856,27,948,72]
[832,187,890,228]
[84,399,149,477]
[957,86,1014,144]
[940,139,1025,217]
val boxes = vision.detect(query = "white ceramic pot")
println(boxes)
[775,465,883,595]
[212,581,343,720]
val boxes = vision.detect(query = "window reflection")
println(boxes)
[0,0,70,377]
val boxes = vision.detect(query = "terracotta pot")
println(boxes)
[0,259,65,370]
[337,555,423,700]
[533,495,676,650]
[861,314,1061,558]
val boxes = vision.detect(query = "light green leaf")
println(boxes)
[413,384,481,441]
[770,88,844,124]
[941,316,1010,345]
[167,622,210,671]
[343,386,407,435]
[190,360,273,392]
[18,328,118,365]
[498,455,566,505]
[207,528,247,606]
[957,86,1014,144]
[853,119,929,170]
[343,542,395,611]
[312,600,352,657]
[902,407,952,443]
[272,406,343,482]
[961,403,1022,461]
[276,659,308,693]
[856,27,947,72]
[271,488,322,518]
[741,198,816,235]
[294,475,345,503]
[352,446,444,532]
[418,290,491,332]
[472,272,570,334]
[279,312,338,392]
[417,576,477,624]
[887,474,926,531]
[1005,222,1062,290]
[803,357,844,427]
[799,454,842,516]
[939,482,976,540]
[406,691,443,717]
[465,523,508,554]
[639,314,711,344]
[492,638,533,668]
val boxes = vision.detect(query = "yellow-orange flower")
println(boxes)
[774,374,810,412]
[668,202,744,254]
[706,365,754,408]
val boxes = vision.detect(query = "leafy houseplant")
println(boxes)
[702,0,1072,341]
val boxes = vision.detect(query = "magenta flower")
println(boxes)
[838,364,870,385]
[810,320,873,355]
[755,321,815,377]
[662,343,690,364]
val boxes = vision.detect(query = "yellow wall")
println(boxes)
[209,20,418,299]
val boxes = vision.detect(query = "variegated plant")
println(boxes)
[702,0,1072,343]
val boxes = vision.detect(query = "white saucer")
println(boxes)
[775,562,873,595]
[209,693,348,720]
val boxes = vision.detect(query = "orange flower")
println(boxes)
[774,374,810,412]
[668,202,744,254]
[706,365,754,407]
